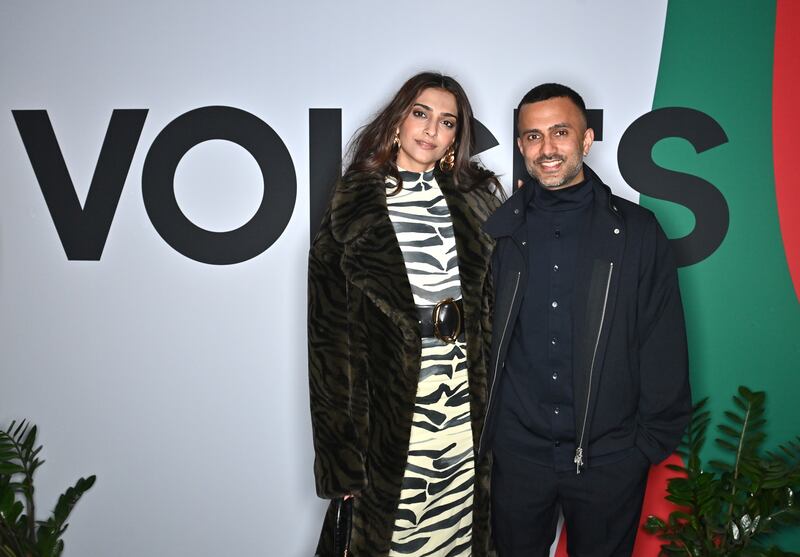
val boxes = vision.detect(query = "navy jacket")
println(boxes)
[478,166,691,470]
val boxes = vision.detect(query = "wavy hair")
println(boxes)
[344,71,499,194]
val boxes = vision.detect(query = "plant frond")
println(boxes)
[0,420,95,557]
[35,475,96,557]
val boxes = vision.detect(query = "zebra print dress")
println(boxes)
[386,169,474,557]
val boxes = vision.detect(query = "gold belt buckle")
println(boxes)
[432,297,461,344]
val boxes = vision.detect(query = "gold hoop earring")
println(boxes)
[393,129,401,149]
[439,146,455,172]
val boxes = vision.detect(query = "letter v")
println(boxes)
[12,109,148,260]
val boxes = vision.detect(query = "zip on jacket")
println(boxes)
[574,261,614,474]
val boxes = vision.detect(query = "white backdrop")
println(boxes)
[0,1,667,555]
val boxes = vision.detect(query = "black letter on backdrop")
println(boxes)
[473,117,500,157]
[617,107,729,267]
[142,106,296,265]
[309,109,341,241]
[12,109,148,260]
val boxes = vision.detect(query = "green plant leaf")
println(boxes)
[652,387,800,556]
[36,474,96,556]
[734,395,749,412]
[53,475,95,525]
[666,463,687,473]
[720,424,743,438]
[0,482,24,527]
[725,411,745,424]
[644,514,666,531]
[717,438,739,452]
[710,459,733,471]
[763,477,794,490]
[0,464,23,476]
[1,420,95,557]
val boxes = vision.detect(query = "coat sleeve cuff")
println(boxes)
[635,431,671,465]
[314,444,368,499]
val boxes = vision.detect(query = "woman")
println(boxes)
[308,72,501,556]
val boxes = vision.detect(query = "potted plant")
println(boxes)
[0,420,95,557]
[645,386,800,556]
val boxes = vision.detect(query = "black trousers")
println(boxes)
[491,448,650,557]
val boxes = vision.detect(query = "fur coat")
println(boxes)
[308,167,500,556]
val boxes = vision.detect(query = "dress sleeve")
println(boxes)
[307,208,368,498]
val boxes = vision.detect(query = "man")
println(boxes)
[479,83,691,556]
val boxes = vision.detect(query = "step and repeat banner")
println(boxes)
[1,0,797,555]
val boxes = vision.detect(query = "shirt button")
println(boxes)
[552,371,558,380]
[614,228,620,235]
[554,407,560,415]
[551,301,558,308]
[514,209,520,215]
[553,264,559,272]
[521,240,527,246]
[554,441,561,447]
[555,230,561,239]
[551,337,557,345]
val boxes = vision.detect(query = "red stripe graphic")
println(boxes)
[774,0,800,303]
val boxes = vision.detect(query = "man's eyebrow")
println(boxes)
[413,103,458,120]
[519,122,573,136]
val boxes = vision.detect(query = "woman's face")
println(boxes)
[395,87,458,172]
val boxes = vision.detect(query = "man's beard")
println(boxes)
[527,154,584,189]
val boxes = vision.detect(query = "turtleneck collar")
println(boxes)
[398,167,435,181]
[528,175,594,212]
[386,167,437,193]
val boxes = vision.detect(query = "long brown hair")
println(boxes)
[345,72,499,193]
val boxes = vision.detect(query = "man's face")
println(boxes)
[517,96,594,189]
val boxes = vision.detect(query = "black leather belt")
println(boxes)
[417,298,464,343]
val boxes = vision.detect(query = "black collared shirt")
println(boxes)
[494,177,593,471]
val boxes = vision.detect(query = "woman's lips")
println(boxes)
[415,139,437,150]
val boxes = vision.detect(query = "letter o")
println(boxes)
[142,106,296,264]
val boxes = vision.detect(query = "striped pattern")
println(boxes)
[387,170,462,305]
[310,167,499,556]
[387,170,474,556]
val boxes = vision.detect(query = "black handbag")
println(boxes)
[333,497,353,556]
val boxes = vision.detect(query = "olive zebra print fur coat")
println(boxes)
[308,167,501,556]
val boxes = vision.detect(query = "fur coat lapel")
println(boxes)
[330,171,418,344]
[329,169,496,347]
